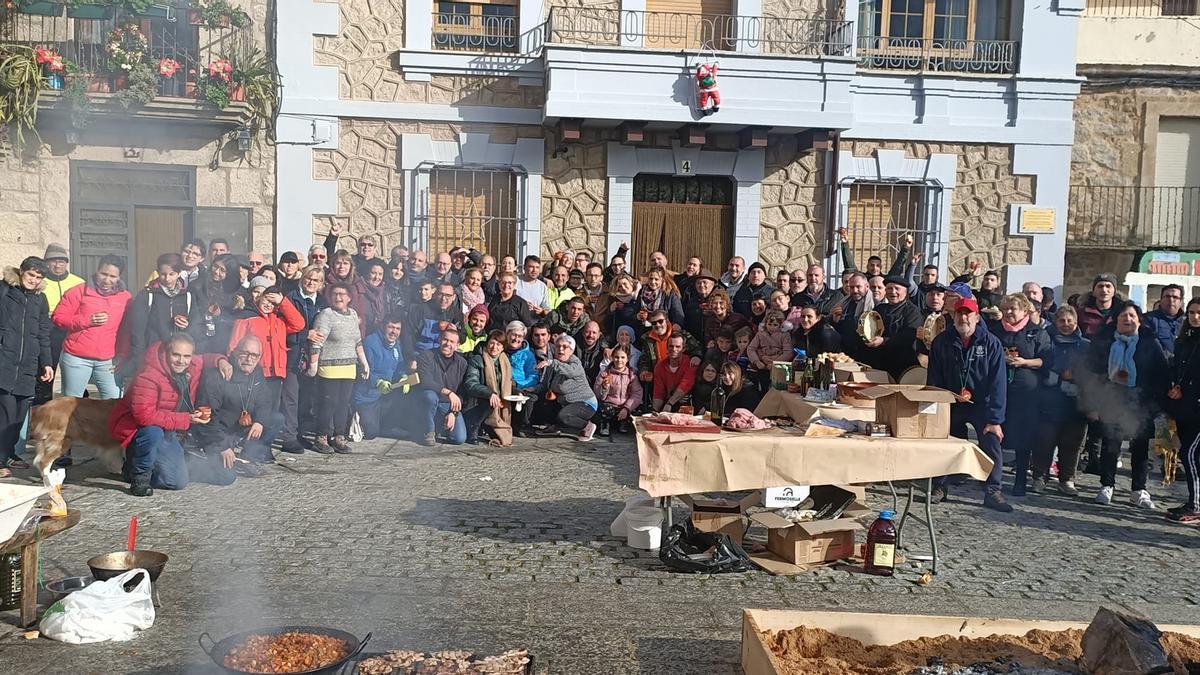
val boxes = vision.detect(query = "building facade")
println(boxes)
[278,0,1083,291]
[1066,0,1200,300]
[0,0,274,283]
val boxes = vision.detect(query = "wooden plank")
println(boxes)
[0,509,82,551]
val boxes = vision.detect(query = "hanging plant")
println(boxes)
[104,22,147,73]
[0,45,44,151]
[114,60,157,109]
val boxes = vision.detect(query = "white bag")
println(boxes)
[40,569,155,644]
[347,412,364,442]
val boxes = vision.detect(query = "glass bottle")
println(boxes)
[710,381,728,426]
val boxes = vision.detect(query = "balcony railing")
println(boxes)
[1068,185,1200,249]
[1,10,251,98]
[1084,1,1200,16]
[431,12,518,53]
[857,35,1018,75]
[545,7,854,57]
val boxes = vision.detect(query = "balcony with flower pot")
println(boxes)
[0,0,273,140]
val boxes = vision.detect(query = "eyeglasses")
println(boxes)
[249,260,264,267]
[311,254,327,260]
[237,352,262,359]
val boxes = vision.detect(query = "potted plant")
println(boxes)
[196,56,233,107]
[114,60,157,108]
[34,47,65,89]
[189,0,249,29]
[104,21,146,90]
[65,0,113,20]
[158,56,182,96]
[56,73,92,143]
[0,45,44,150]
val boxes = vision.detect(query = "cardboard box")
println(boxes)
[833,363,891,384]
[749,511,861,567]
[740,609,1200,675]
[679,492,759,544]
[859,385,961,439]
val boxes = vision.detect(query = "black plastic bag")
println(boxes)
[658,522,754,574]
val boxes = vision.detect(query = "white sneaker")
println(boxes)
[1132,489,1155,509]
[1095,486,1113,505]
[578,422,596,442]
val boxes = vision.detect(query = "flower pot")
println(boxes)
[134,3,171,19]
[215,13,231,28]
[188,8,202,24]
[161,75,182,97]
[228,84,245,102]
[111,72,128,90]
[44,71,65,90]
[66,2,112,19]
[86,76,110,93]
[185,80,197,97]
[18,2,64,17]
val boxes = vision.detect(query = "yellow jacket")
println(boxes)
[43,273,85,313]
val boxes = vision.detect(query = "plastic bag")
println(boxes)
[348,413,364,442]
[658,522,753,574]
[47,468,67,518]
[40,569,155,644]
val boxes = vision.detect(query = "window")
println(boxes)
[432,0,518,53]
[842,180,942,271]
[857,0,1014,73]
[420,167,523,259]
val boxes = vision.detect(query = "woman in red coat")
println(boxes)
[53,254,131,399]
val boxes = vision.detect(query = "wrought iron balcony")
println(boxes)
[856,35,1018,75]
[1084,0,1199,16]
[1068,185,1200,250]
[545,7,854,57]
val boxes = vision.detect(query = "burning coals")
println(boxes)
[909,656,1074,675]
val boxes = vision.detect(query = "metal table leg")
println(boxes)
[894,478,939,576]
[887,481,899,512]
[660,496,673,528]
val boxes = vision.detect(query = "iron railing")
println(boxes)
[413,164,526,260]
[857,35,1018,74]
[832,178,945,277]
[1084,1,1200,16]
[545,7,854,57]
[0,10,251,97]
[1068,185,1200,249]
[431,12,518,53]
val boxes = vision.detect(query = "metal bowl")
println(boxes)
[199,626,371,675]
[45,575,94,601]
[87,550,169,582]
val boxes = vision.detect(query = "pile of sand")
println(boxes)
[765,626,1200,675]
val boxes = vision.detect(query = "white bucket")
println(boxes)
[625,505,664,550]
[610,493,656,538]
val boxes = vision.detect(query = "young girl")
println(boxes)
[593,345,643,436]
[734,326,754,376]
[747,310,793,392]
[715,362,762,417]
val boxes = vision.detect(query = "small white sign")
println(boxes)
[679,159,693,175]
[765,485,810,508]
[918,402,939,415]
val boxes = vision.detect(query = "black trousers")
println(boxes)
[1099,419,1152,492]
[1177,419,1200,511]
[0,389,33,461]
[557,402,595,433]
[281,369,318,441]
[315,378,355,438]
[33,326,66,405]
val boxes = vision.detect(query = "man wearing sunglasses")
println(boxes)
[637,310,702,385]
[307,244,328,269]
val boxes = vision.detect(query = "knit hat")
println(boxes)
[1093,273,1117,288]
[43,243,68,261]
[748,261,767,275]
[249,276,272,290]
[279,251,300,264]
[468,303,489,319]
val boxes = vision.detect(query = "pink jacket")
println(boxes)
[747,326,793,368]
[593,366,643,412]
[52,282,132,361]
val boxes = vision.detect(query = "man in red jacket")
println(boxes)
[108,334,232,496]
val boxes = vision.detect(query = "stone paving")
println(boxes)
[1,433,1198,673]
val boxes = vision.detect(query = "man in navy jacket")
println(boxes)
[927,297,1012,512]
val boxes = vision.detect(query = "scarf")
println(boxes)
[1002,315,1030,333]
[614,292,635,305]
[459,285,485,311]
[481,350,513,446]
[158,280,182,298]
[638,285,661,309]
[1109,332,1139,388]
[356,278,386,326]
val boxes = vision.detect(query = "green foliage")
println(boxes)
[58,74,92,129]
[196,0,250,29]
[114,60,157,109]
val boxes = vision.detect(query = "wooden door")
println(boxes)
[643,0,734,50]
[632,202,732,276]
[134,207,188,285]
[70,203,134,285]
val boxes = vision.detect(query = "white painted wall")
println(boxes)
[1077,16,1200,69]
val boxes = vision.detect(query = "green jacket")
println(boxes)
[463,349,512,408]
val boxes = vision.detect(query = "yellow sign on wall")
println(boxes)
[1019,208,1055,234]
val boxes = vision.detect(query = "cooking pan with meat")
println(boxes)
[199,625,370,675]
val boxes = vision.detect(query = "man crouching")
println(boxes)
[192,335,285,472]
[108,334,234,496]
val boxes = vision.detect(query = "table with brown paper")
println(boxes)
[634,417,994,574]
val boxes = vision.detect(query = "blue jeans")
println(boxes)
[126,426,189,490]
[59,351,121,399]
[241,411,286,462]
[419,390,466,444]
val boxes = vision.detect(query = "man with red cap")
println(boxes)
[927,296,1012,512]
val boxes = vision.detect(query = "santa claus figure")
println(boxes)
[695,63,720,116]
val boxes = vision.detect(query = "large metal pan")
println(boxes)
[199,625,371,675]
[87,550,169,582]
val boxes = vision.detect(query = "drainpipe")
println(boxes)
[825,131,842,259]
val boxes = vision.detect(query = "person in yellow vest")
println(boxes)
[38,243,84,405]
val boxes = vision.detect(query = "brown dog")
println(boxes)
[29,397,124,484]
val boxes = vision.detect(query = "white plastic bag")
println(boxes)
[347,412,364,442]
[40,569,155,644]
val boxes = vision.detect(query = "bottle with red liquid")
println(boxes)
[863,509,897,576]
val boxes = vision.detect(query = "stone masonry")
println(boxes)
[760,135,826,271]
[541,130,608,260]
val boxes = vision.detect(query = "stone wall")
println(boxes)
[313,0,544,106]
[541,130,608,259]
[313,120,545,252]
[0,129,274,268]
[760,136,825,271]
[843,141,1035,283]
[1063,249,1137,299]
[761,0,833,19]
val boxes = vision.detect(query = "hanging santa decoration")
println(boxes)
[695,62,720,116]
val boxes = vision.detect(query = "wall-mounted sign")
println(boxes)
[1018,207,1055,234]
[1138,250,1200,275]
[678,159,694,176]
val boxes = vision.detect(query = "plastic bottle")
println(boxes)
[863,509,897,577]
[790,349,807,393]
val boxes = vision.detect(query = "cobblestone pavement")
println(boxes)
[1,433,1198,673]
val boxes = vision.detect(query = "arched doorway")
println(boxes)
[631,174,734,275]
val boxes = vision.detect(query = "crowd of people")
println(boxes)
[0,223,1195,523]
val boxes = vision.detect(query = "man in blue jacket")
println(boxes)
[1144,284,1184,359]
[354,315,407,440]
[927,297,1013,512]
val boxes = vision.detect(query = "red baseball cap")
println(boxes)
[953,297,979,314]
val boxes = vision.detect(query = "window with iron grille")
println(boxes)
[840,179,943,274]
[432,0,518,53]
[416,166,524,259]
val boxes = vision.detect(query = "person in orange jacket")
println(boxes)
[229,284,305,403]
